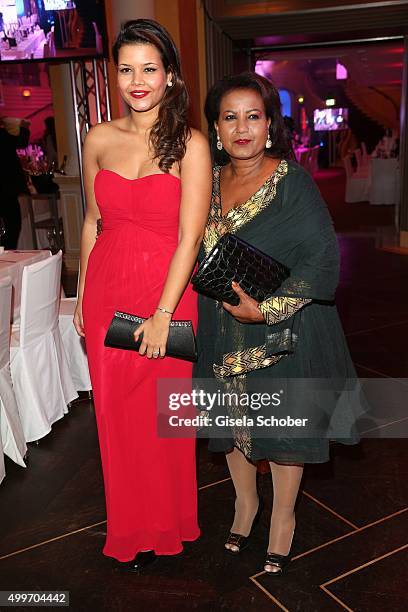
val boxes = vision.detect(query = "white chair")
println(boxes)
[353,147,362,168]
[369,158,399,205]
[59,297,92,392]
[353,146,371,177]
[0,278,7,483]
[10,251,78,443]
[0,428,4,484]
[343,155,370,203]
[361,142,371,167]
[0,277,27,467]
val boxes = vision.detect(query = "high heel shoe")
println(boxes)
[264,523,295,576]
[225,497,263,555]
[264,551,292,575]
[115,550,157,573]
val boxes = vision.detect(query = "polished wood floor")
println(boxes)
[1,170,407,611]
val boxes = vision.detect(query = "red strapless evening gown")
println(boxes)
[82,169,200,561]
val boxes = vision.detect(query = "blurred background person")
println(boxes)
[0,116,30,249]
[43,116,58,168]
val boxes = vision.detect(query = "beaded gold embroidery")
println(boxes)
[202,180,222,254]
[202,160,289,255]
[214,345,282,379]
[279,279,312,295]
[259,296,311,326]
[220,375,252,456]
[204,160,291,378]
[266,327,298,353]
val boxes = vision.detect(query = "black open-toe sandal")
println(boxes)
[264,551,292,575]
[225,498,263,555]
[264,519,295,574]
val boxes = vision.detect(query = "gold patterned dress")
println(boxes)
[193,160,361,463]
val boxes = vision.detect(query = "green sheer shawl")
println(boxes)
[193,160,362,461]
[195,160,340,377]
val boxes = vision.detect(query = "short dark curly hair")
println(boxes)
[204,71,294,165]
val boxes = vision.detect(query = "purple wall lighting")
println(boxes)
[255,60,275,79]
[336,61,348,80]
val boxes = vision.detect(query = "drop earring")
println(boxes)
[216,135,223,151]
[265,134,272,149]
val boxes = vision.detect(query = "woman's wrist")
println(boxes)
[156,306,173,317]
[152,310,172,324]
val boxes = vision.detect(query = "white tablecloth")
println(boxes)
[0,250,50,320]
[369,158,400,205]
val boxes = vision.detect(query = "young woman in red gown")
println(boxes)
[73,20,211,571]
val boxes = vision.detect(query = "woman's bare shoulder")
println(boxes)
[83,119,129,162]
[184,128,210,160]
[188,127,208,146]
[85,118,125,142]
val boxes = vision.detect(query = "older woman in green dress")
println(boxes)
[194,72,361,575]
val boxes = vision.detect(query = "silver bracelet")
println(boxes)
[156,306,174,316]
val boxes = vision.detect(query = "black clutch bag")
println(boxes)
[191,233,290,306]
[104,311,197,362]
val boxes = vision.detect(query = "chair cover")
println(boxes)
[10,251,78,442]
[369,158,399,205]
[59,297,92,391]
[352,148,370,178]
[354,147,362,167]
[0,250,51,322]
[0,277,27,468]
[344,155,370,203]
[0,431,4,484]
[360,142,371,169]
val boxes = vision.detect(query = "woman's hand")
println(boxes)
[222,281,265,324]
[73,300,85,337]
[134,312,170,358]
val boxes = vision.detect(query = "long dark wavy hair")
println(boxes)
[112,19,190,173]
[204,72,294,165]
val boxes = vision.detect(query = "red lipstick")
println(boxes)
[130,90,149,98]
[234,139,251,145]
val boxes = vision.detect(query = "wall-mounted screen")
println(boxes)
[313,108,349,131]
[0,0,107,63]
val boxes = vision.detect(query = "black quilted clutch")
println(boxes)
[104,311,197,362]
[192,233,290,306]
